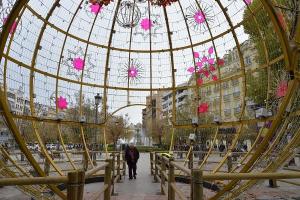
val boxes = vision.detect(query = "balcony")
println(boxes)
[222,83,229,89]
[223,94,231,102]
[214,86,220,93]
[234,107,241,115]
[224,109,232,117]
[233,91,241,99]
[232,79,239,86]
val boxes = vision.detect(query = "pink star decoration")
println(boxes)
[212,75,218,81]
[90,3,102,14]
[197,78,203,86]
[217,59,225,66]
[73,57,85,71]
[187,66,195,73]
[141,18,152,31]
[57,96,68,110]
[208,47,214,55]
[198,103,209,113]
[128,67,138,78]
[193,52,200,58]
[276,81,288,98]
[194,11,205,24]
[3,17,18,34]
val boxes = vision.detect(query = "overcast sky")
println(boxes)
[0,0,249,124]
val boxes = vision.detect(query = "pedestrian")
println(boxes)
[125,142,140,180]
[219,142,225,157]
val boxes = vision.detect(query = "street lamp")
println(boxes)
[94,93,102,124]
[93,93,102,165]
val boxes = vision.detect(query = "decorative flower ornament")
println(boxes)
[141,18,152,30]
[89,0,113,7]
[186,2,213,32]
[208,46,214,55]
[217,58,225,66]
[128,67,138,78]
[187,67,195,73]
[63,47,96,80]
[194,11,205,24]
[73,57,85,71]
[187,46,220,82]
[90,3,102,14]
[119,59,144,84]
[197,78,203,86]
[193,52,200,58]
[198,103,209,113]
[276,81,288,98]
[57,96,68,110]
[212,75,218,81]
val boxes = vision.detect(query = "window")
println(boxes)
[223,94,231,102]
[224,109,231,117]
[222,82,229,89]
[214,85,220,92]
[234,107,241,114]
[245,56,252,65]
[232,79,239,86]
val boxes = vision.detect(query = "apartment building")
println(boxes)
[191,40,258,122]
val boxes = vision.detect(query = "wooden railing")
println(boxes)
[0,151,125,200]
[150,151,300,200]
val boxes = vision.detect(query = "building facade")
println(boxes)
[191,40,258,122]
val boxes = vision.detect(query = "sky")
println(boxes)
[0,0,249,124]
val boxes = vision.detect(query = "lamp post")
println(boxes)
[94,93,102,124]
[94,93,102,164]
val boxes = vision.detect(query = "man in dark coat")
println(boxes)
[125,142,140,179]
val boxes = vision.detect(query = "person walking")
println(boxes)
[125,142,140,180]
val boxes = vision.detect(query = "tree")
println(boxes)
[106,115,125,149]
[243,0,290,106]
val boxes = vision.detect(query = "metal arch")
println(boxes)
[211,80,298,199]
[189,0,223,170]
[211,0,297,197]
[172,1,199,153]
[227,83,300,199]
[29,0,64,176]
[192,0,223,116]
[176,0,200,123]
[210,0,247,176]
[162,7,177,126]
[111,104,146,116]
[77,2,103,169]
[0,0,66,198]
[126,0,137,105]
[54,0,85,170]
[102,0,122,123]
[225,0,300,196]
[261,0,293,71]
[1,49,284,92]
[147,0,154,154]
[25,4,250,54]
[2,3,26,101]
[229,1,273,173]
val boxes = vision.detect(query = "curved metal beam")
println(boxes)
[111,104,146,115]
[0,1,66,198]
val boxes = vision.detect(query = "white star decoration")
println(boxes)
[63,47,96,80]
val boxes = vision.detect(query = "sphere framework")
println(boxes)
[0,0,299,199]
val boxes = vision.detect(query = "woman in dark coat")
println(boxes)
[125,142,140,179]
